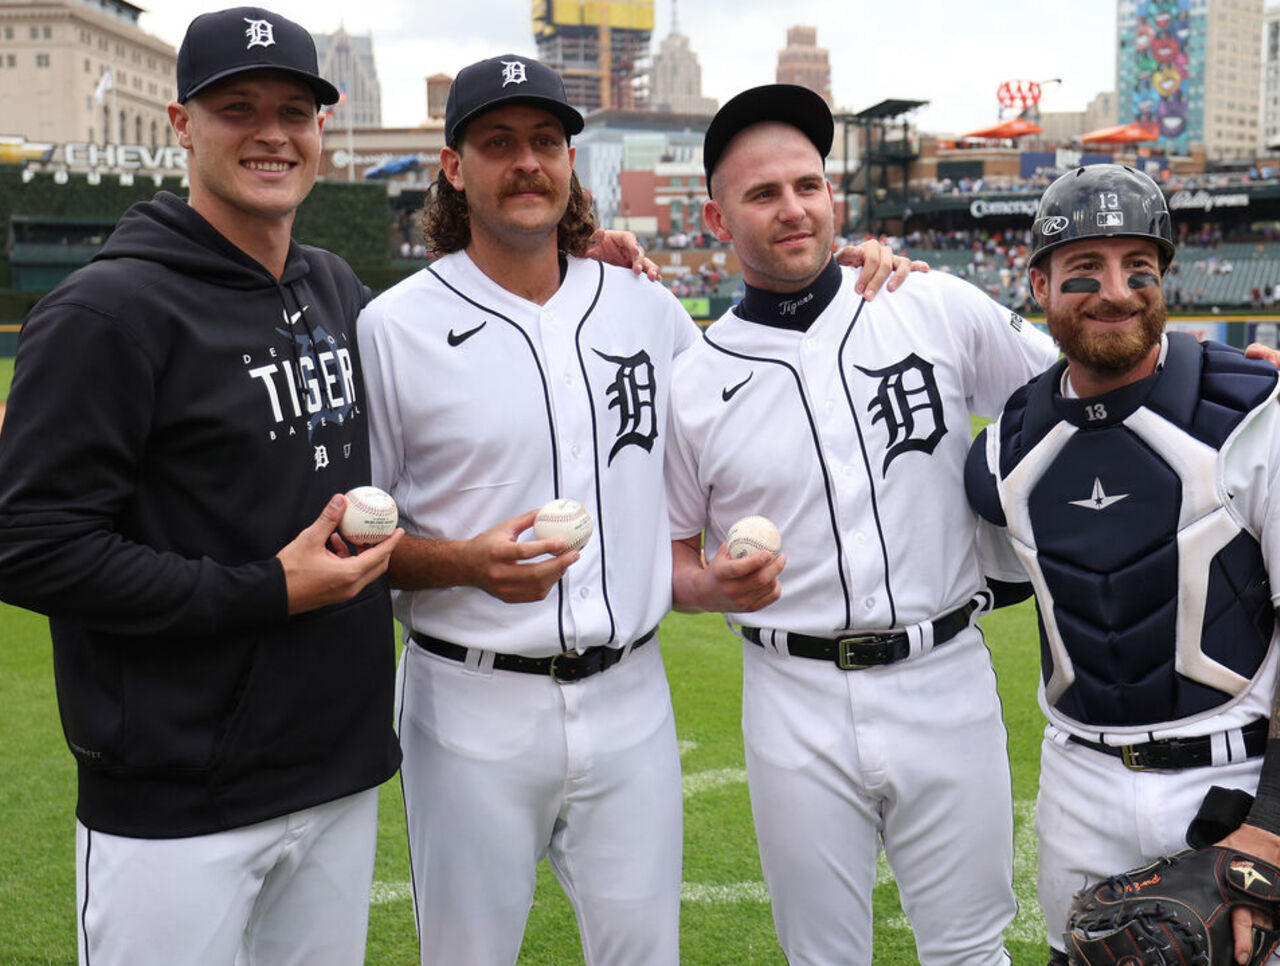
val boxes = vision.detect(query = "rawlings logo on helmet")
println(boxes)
[1039,215,1070,236]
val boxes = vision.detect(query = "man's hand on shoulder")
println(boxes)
[1246,343,1280,372]
[834,238,930,301]
[583,228,661,281]
[278,494,404,615]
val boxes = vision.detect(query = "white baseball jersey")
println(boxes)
[666,266,1059,632]
[665,266,1058,965]
[359,251,700,655]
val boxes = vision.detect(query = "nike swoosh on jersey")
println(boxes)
[722,373,752,402]
[447,321,487,346]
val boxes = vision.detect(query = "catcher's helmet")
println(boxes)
[1029,163,1175,271]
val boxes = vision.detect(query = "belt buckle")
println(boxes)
[1120,745,1146,771]
[548,652,579,684]
[836,634,887,671]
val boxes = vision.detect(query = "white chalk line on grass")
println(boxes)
[371,759,1048,947]
[681,881,771,904]
[370,880,413,905]
[682,767,748,798]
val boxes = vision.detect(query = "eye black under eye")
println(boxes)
[1060,278,1100,294]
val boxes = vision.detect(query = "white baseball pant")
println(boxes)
[742,628,1016,966]
[397,634,683,966]
[76,786,379,966]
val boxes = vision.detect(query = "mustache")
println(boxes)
[1087,298,1146,317]
[500,174,556,198]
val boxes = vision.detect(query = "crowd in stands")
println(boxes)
[385,171,1280,312]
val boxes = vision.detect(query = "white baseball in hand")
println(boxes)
[534,498,594,553]
[726,515,781,559]
[339,486,398,545]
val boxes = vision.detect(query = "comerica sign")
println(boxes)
[969,198,1041,219]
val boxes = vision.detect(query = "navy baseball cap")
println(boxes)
[177,7,339,106]
[703,84,834,197]
[445,54,584,147]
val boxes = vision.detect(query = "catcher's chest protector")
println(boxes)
[992,334,1276,728]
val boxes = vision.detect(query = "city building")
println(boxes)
[1263,2,1280,151]
[1117,0,1262,161]
[573,108,707,232]
[775,25,831,107]
[1036,92,1118,144]
[426,71,450,121]
[314,25,381,129]
[0,0,175,149]
[532,0,652,112]
[1085,89,1119,135]
[647,1,715,116]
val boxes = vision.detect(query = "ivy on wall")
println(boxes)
[0,166,391,269]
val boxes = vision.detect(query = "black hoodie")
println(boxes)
[0,192,400,837]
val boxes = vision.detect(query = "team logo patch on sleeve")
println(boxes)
[594,348,658,464]
[854,354,948,474]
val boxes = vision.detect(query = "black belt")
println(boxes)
[742,599,980,670]
[409,628,655,684]
[1068,719,1269,771]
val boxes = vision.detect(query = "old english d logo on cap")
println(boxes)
[500,60,528,87]
[243,17,276,49]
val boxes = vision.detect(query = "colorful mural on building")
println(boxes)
[1120,0,1204,156]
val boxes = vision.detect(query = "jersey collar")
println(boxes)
[733,256,841,331]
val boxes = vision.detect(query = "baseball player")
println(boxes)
[0,8,404,965]
[357,54,693,966]
[664,84,1060,965]
[965,163,1280,966]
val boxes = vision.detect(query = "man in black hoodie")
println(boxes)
[0,8,404,965]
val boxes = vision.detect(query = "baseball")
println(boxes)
[534,498,594,553]
[726,515,782,559]
[339,486,398,545]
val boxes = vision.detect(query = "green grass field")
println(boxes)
[0,601,1048,965]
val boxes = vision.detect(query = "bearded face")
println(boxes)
[1033,238,1168,387]
[1044,289,1167,375]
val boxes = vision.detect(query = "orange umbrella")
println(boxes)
[960,117,1045,140]
[1079,122,1160,144]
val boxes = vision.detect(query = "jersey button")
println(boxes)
[570,445,581,458]
[855,532,866,545]
[579,587,590,599]
[864,598,875,611]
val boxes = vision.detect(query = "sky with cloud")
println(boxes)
[142,0,1123,136]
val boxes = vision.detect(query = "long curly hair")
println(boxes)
[421,167,598,256]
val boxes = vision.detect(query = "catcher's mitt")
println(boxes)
[1065,846,1280,965]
